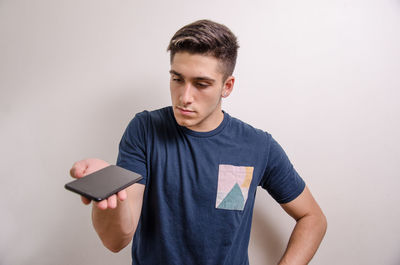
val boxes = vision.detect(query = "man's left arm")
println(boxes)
[278,186,327,265]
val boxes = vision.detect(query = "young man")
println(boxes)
[70,20,327,264]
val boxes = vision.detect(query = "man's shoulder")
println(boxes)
[129,106,172,125]
[227,113,271,140]
[134,106,171,118]
[127,106,176,135]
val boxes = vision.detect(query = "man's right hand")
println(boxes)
[69,158,128,210]
[70,158,145,252]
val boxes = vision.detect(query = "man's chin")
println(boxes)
[175,118,193,128]
[173,110,192,124]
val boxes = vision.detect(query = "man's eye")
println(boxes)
[196,83,209,88]
[172,78,182,82]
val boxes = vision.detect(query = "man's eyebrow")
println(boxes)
[169,70,215,83]
[169,70,182,77]
[194,76,215,83]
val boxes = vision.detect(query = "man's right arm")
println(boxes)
[70,158,145,253]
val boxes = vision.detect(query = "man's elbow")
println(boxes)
[301,209,328,237]
[322,212,328,234]
[102,238,131,253]
[107,246,123,253]
[315,210,328,237]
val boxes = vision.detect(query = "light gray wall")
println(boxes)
[1,1,399,264]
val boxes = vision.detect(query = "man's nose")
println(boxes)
[180,83,194,105]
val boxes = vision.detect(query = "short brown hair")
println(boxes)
[167,19,239,81]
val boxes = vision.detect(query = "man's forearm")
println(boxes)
[92,199,136,252]
[278,213,327,265]
[91,184,144,252]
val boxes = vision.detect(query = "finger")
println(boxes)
[95,200,108,210]
[69,166,77,178]
[108,195,117,209]
[81,196,91,205]
[70,160,88,179]
[117,189,127,201]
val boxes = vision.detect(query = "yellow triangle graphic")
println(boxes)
[241,167,254,188]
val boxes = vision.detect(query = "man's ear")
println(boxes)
[222,76,235,98]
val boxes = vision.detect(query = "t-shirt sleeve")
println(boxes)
[259,134,305,204]
[116,112,148,185]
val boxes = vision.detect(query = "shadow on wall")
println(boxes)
[249,204,287,265]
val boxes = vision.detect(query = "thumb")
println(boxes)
[70,160,88,179]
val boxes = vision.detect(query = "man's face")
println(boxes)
[169,52,233,132]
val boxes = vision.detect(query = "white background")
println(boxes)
[1,0,399,264]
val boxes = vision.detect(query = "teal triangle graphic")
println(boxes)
[217,183,245,210]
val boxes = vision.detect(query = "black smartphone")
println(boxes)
[65,165,142,201]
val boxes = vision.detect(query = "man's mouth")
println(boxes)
[176,106,195,115]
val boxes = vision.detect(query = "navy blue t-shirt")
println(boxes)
[117,107,305,265]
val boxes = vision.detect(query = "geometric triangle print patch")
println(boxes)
[215,164,254,211]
